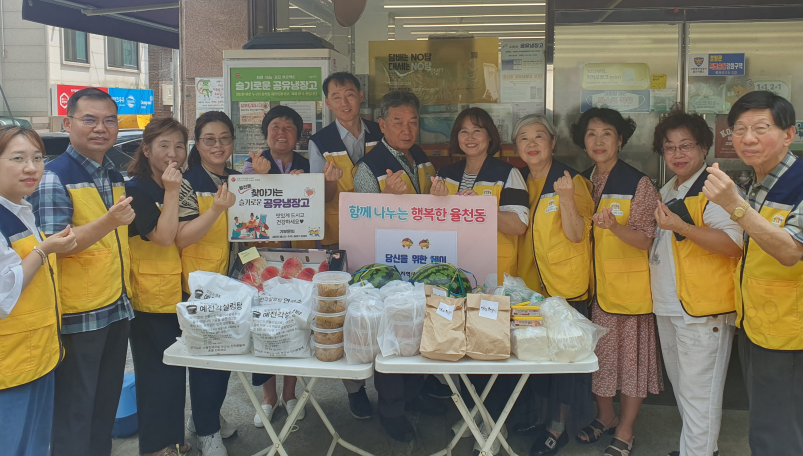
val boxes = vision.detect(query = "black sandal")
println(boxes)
[576,417,618,444]
[529,428,568,456]
[604,436,634,456]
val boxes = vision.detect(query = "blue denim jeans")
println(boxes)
[0,370,55,456]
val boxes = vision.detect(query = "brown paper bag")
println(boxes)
[465,294,511,360]
[424,284,449,298]
[420,296,466,361]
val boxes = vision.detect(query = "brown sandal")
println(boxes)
[576,417,619,444]
[604,436,634,456]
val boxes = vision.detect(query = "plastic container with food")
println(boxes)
[312,271,351,297]
[312,340,345,362]
[313,291,349,313]
[311,322,344,345]
[312,309,347,329]
[511,302,541,317]
[511,316,544,327]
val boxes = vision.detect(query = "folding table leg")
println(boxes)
[478,374,530,456]
[235,371,290,456]
[427,374,489,456]
[457,373,519,456]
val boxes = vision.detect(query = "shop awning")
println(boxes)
[22,0,178,49]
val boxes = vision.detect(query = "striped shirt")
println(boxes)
[353,139,420,194]
[27,146,134,334]
[746,151,803,245]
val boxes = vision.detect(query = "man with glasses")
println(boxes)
[28,88,135,456]
[704,91,803,455]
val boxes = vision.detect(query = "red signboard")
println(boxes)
[55,85,109,116]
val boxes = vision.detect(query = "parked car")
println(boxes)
[41,129,143,179]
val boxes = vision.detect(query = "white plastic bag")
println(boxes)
[495,273,545,305]
[251,277,314,358]
[511,326,550,362]
[539,296,608,363]
[344,298,384,364]
[187,271,255,302]
[348,282,382,304]
[377,283,426,357]
[379,280,413,301]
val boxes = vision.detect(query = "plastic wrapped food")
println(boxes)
[177,272,257,356]
[312,310,346,329]
[511,326,550,362]
[312,340,345,362]
[344,298,384,364]
[379,280,413,301]
[312,271,351,297]
[313,292,349,313]
[495,273,545,305]
[311,322,344,345]
[511,302,541,317]
[511,316,543,327]
[377,283,426,357]
[540,296,608,363]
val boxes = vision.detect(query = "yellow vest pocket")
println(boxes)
[602,257,651,304]
[0,308,57,375]
[745,276,801,338]
[136,260,183,312]
[547,242,589,296]
[61,248,113,304]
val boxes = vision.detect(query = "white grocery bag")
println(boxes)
[377,283,426,357]
[177,272,258,356]
[251,277,314,358]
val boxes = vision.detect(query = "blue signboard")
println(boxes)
[689,53,745,77]
[108,88,154,115]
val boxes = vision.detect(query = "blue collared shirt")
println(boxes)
[309,119,367,174]
[27,146,134,334]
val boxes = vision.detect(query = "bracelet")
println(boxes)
[32,246,47,265]
[682,224,692,237]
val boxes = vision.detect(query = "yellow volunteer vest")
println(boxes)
[358,141,434,195]
[0,205,62,390]
[590,161,652,315]
[736,157,803,350]
[180,165,235,294]
[519,161,592,301]
[126,177,183,313]
[668,172,738,317]
[47,153,131,314]
[311,120,383,245]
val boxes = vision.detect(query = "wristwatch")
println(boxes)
[730,201,751,221]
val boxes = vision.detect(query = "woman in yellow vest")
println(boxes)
[0,127,76,456]
[431,107,529,283]
[510,114,594,456]
[649,108,743,456]
[571,108,663,456]
[174,111,238,455]
[125,117,193,456]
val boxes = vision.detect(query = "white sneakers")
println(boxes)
[253,399,306,428]
[451,413,482,439]
[197,432,228,456]
[472,423,508,456]
[186,413,237,439]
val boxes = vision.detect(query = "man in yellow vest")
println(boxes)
[29,88,136,456]
[703,91,803,455]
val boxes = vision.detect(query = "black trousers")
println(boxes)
[374,372,424,418]
[739,330,803,455]
[129,311,186,454]
[51,317,130,456]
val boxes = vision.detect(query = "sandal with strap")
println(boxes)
[576,417,619,444]
[604,436,634,456]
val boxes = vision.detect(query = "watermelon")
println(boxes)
[410,263,471,297]
[350,263,403,288]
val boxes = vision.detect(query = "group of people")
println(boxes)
[0,69,800,456]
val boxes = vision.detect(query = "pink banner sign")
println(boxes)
[339,193,498,285]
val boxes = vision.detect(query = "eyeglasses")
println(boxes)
[199,136,234,146]
[69,116,119,129]
[1,156,45,167]
[663,142,697,155]
[732,123,772,137]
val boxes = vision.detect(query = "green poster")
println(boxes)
[231,67,322,102]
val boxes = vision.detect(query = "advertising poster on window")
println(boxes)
[420,104,464,144]
[714,114,738,159]
[239,101,272,125]
[375,229,458,280]
[688,81,726,113]
[470,103,514,142]
[231,67,322,102]
[369,38,500,105]
[280,101,316,151]
[581,63,651,91]
[227,174,325,243]
[235,124,265,156]
[688,54,745,76]
[580,90,650,113]
[339,193,498,282]
[500,40,545,104]
[195,77,225,119]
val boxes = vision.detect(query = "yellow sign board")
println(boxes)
[581,63,650,90]
[651,74,667,89]
[369,38,500,105]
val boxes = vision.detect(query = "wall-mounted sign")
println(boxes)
[231,67,322,102]
[196,77,225,119]
[368,38,500,105]
[500,40,545,103]
[581,63,650,90]
[55,85,153,116]
[688,53,745,77]
[689,81,726,114]
[581,90,650,113]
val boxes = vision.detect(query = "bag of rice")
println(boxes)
[177,272,257,356]
[251,277,314,358]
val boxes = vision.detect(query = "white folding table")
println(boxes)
[374,354,599,456]
[163,341,374,456]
